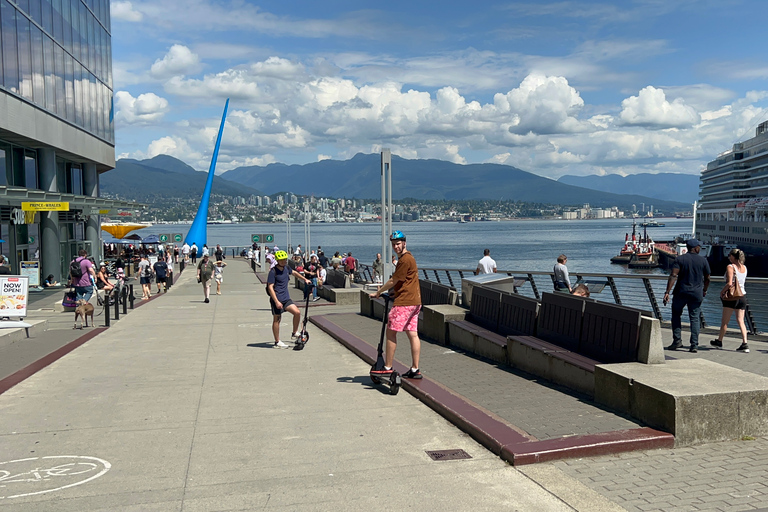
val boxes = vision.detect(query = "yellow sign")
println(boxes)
[21,202,69,212]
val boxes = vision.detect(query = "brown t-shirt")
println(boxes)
[391,251,421,306]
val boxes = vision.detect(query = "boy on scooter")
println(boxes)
[369,231,423,379]
[267,250,312,349]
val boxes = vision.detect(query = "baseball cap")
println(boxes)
[686,238,701,248]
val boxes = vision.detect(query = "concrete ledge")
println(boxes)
[0,319,48,348]
[637,316,665,364]
[447,321,477,353]
[327,288,364,307]
[595,359,768,446]
[420,305,467,345]
[475,333,507,364]
[54,300,77,313]
[507,337,595,397]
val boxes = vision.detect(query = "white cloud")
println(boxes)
[111,1,143,22]
[317,154,331,161]
[619,86,700,128]
[150,45,201,79]
[114,91,169,125]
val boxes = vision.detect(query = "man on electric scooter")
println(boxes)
[267,250,312,349]
[369,231,423,379]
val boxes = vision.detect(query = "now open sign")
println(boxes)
[0,276,28,318]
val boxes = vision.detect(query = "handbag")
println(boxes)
[62,288,78,308]
[722,265,745,300]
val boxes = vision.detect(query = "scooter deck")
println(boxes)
[369,368,402,395]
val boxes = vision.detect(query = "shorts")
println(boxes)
[215,275,223,283]
[140,276,152,285]
[388,305,421,332]
[270,298,295,316]
[156,277,167,283]
[721,296,747,310]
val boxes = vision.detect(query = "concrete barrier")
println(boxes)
[0,319,48,348]
[595,359,768,446]
[420,305,467,345]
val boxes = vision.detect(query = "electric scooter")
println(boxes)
[293,284,314,351]
[369,294,401,395]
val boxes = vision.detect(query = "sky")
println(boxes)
[111,0,768,179]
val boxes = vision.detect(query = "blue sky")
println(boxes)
[111,0,768,178]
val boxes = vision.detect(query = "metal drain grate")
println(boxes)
[426,449,472,461]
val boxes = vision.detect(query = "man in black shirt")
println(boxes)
[664,239,711,353]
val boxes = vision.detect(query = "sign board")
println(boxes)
[173,233,183,243]
[21,202,69,211]
[84,207,115,215]
[148,255,158,265]
[252,234,261,243]
[20,261,39,287]
[264,234,274,243]
[159,234,169,243]
[117,211,133,217]
[0,276,28,317]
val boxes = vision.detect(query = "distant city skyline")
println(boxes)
[112,0,768,179]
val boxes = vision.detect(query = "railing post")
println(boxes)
[528,274,540,300]
[422,269,429,280]
[607,277,622,305]
[642,278,662,320]
[433,269,441,284]
[746,304,758,335]
[445,271,454,288]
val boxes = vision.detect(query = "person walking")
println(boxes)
[153,256,169,294]
[182,242,190,262]
[213,260,227,295]
[553,254,572,293]
[68,249,97,302]
[138,254,153,300]
[190,243,198,264]
[303,254,320,302]
[475,248,497,275]
[664,239,711,353]
[267,250,312,348]
[344,252,357,276]
[369,230,423,379]
[202,244,210,258]
[197,254,215,303]
[372,253,384,284]
[711,248,750,353]
[215,244,224,261]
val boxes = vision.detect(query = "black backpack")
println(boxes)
[69,258,83,279]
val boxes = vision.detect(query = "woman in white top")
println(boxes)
[711,249,749,352]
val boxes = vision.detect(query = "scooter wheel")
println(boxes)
[389,383,400,395]
[389,373,401,395]
[300,333,309,344]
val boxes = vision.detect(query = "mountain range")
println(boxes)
[100,155,262,201]
[557,173,699,204]
[103,153,694,212]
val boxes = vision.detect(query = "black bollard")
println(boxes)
[114,290,120,321]
[129,284,135,309]
[122,287,128,315]
[180,259,185,273]
[104,294,110,327]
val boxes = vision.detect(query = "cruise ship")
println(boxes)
[695,120,768,275]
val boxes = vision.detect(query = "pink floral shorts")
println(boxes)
[388,305,421,332]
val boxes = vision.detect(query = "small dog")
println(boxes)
[74,299,94,329]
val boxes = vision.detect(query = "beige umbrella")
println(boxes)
[101,223,149,240]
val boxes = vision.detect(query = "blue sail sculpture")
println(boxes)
[185,99,229,249]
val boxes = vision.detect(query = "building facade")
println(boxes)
[0,0,136,283]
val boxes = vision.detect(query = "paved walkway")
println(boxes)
[3,259,768,511]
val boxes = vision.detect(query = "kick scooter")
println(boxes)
[369,293,401,395]
[293,284,314,351]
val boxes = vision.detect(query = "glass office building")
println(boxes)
[0,0,137,284]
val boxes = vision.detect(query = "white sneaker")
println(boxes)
[291,331,300,339]
[274,341,289,349]
[313,297,320,302]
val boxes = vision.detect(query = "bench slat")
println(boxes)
[579,301,642,364]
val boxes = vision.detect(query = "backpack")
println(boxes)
[69,258,83,279]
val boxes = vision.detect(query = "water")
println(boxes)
[136,218,694,274]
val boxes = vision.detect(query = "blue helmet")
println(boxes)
[390,230,406,241]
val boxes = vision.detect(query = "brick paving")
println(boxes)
[319,312,641,440]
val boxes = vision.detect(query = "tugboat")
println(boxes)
[627,225,659,268]
[641,219,666,227]
[611,220,639,264]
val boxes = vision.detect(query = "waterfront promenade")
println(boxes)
[2,260,768,511]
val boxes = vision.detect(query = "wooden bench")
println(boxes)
[419,279,458,306]
[508,292,652,396]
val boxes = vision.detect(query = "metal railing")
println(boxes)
[358,264,768,335]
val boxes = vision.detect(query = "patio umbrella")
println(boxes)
[101,223,149,240]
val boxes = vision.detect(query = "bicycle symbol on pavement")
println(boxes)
[0,455,111,499]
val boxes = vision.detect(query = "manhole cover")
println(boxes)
[425,449,472,461]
